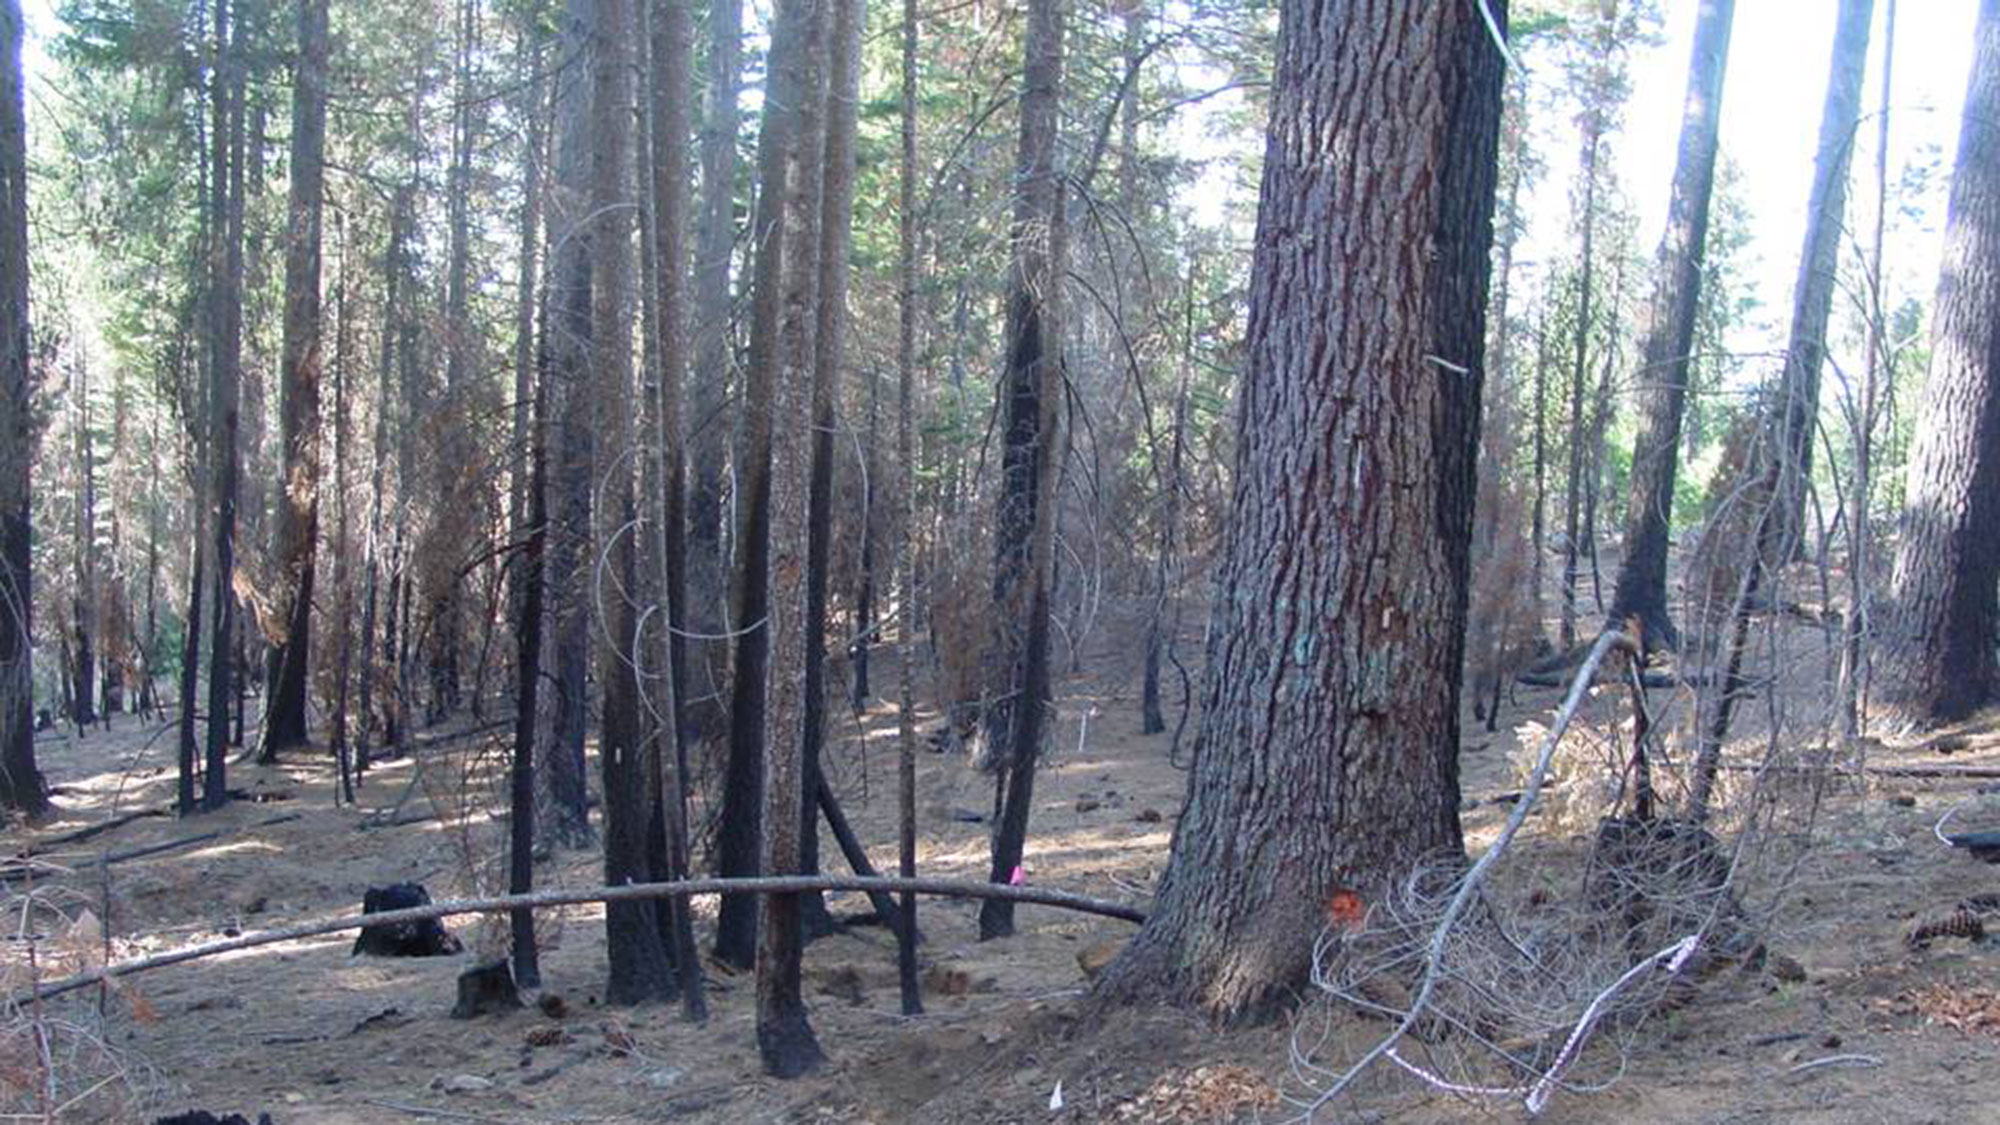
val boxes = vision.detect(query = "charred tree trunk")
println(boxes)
[685,0,740,745]
[0,0,47,819]
[260,0,328,761]
[1094,0,1504,1023]
[540,0,601,851]
[713,0,813,974]
[977,0,1064,943]
[643,0,707,1021]
[1605,0,1735,651]
[894,0,921,1017]
[1880,0,2000,729]
[203,0,245,812]
[795,0,865,937]
[754,0,829,1076]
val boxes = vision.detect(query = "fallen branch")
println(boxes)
[13,874,1145,1004]
[19,808,169,850]
[1,813,305,882]
[1303,629,1632,1113]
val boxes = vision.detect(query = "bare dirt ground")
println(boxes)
[7,591,2000,1123]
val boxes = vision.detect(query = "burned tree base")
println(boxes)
[452,960,524,1018]
[351,883,463,957]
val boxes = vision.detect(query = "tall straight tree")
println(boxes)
[977,0,1064,943]
[893,0,921,1016]
[541,0,600,850]
[204,0,246,811]
[1604,0,1735,650]
[1095,0,1505,1022]
[261,0,329,760]
[0,0,46,819]
[643,0,706,1020]
[583,0,679,1005]
[685,0,739,741]
[713,0,812,973]
[1879,0,2000,729]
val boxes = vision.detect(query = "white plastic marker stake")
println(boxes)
[1049,1079,1064,1111]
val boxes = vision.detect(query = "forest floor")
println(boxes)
[9,586,2000,1123]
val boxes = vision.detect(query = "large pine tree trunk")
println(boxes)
[0,0,47,819]
[261,0,328,760]
[1605,0,1735,651]
[71,355,96,728]
[977,0,1064,944]
[1880,0,2000,729]
[1095,0,1504,1023]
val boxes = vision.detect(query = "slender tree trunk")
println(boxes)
[644,0,707,1021]
[1840,0,1896,735]
[978,0,1065,943]
[1879,0,2000,729]
[1095,0,1503,1023]
[260,0,328,760]
[1605,0,1736,650]
[685,0,740,743]
[754,0,830,1076]
[576,0,678,1005]
[71,354,97,728]
[0,0,47,819]
[1769,0,1873,545]
[541,0,600,850]
[794,0,865,937]
[894,0,922,1017]
[328,213,355,804]
[1560,126,1600,654]
[509,276,550,994]
[203,0,245,811]
[714,0,811,974]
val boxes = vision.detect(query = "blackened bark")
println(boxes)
[715,0,811,973]
[978,0,1064,943]
[261,0,328,760]
[581,0,678,1005]
[1880,0,2000,729]
[1094,0,1504,1023]
[203,0,245,812]
[0,0,46,818]
[755,0,829,1076]
[510,297,549,993]
[685,0,740,743]
[1605,0,1735,651]
[796,0,864,936]
[894,0,922,1016]
[644,0,707,1021]
[541,0,600,851]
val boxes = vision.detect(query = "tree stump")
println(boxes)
[350,883,462,957]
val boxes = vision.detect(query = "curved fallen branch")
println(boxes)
[11,874,1145,1004]
[1302,628,1633,1114]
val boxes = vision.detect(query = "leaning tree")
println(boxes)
[1093,0,1506,1022]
